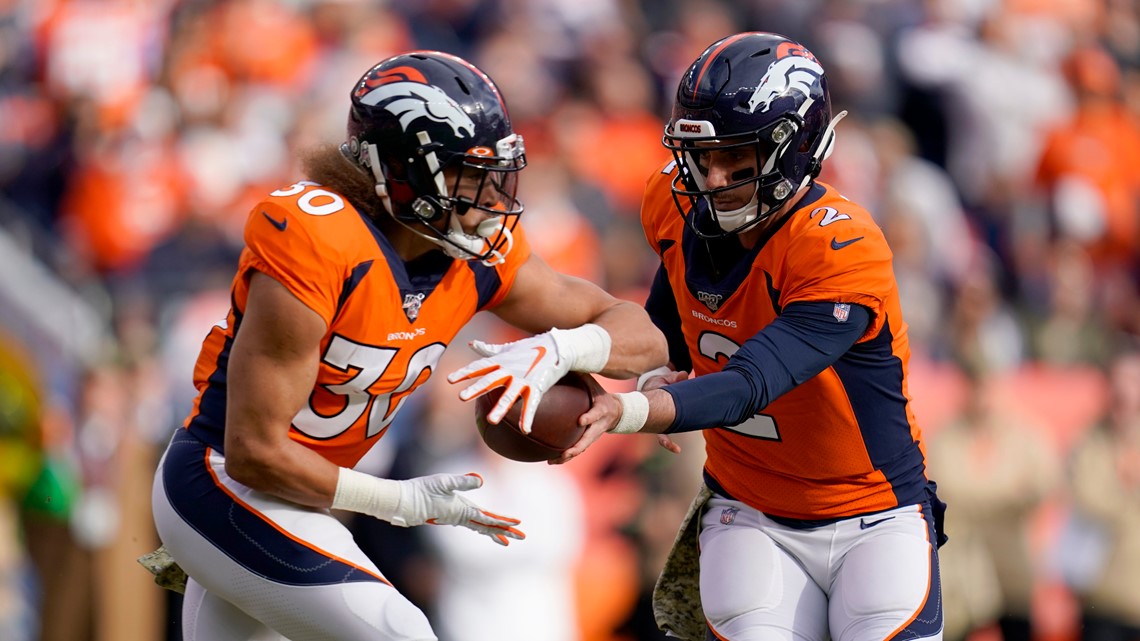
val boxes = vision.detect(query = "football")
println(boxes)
[474,372,599,462]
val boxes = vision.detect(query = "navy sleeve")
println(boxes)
[644,263,692,372]
[663,301,870,433]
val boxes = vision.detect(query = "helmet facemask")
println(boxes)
[666,104,845,239]
[359,131,526,265]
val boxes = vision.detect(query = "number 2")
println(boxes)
[697,332,780,440]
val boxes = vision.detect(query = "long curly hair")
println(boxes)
[299,144,387,222]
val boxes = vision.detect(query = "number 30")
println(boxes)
[271,181,345,216]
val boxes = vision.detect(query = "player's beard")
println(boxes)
[300,144,387,220]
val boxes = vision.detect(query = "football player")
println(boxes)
[468,33,947,641]
[150,51,667,641]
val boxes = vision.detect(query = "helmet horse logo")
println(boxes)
[359,81,476,139]
[746,56,825,114]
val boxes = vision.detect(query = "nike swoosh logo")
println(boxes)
[262,211,288,232]
[524,346,547,377]
[859,516,895,530]
[831,236,863,250]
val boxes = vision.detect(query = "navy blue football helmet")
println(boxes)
[342,51,526,264]
[663,32,846,237]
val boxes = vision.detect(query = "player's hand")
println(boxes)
[639,370,687,454]
[392,473,525,546]
[548,392,620,464]
[640,369,689,390]
[656,434,682,454]
[447,332,570,434]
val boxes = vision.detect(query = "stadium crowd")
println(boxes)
[0,0,1138,640]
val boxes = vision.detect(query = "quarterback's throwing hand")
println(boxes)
[394,473,525,546]
[447,332,571,434]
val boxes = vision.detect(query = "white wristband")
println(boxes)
[331,468,401,522]
[636,366,673,391]
[610,392,649,434]
[550,323,612,373]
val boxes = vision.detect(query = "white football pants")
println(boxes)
[699,496,943,641]
[152,429,436,641]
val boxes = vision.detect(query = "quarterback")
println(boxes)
[556,33,947,641]
[149,51,666,641]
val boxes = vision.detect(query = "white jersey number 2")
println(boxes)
[697,332,781,440]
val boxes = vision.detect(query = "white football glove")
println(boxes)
[447,325,611,434]
[333,469,524,546]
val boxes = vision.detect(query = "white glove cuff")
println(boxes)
[610,392,649,434]
[636,366,673,391]
[332,468,402,523]
[550,323,612,373]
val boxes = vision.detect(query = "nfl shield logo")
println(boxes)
[402,292,426,322]
[720,506,739,525]
[832,303,851,323]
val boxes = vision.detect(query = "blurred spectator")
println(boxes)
[58,121,186,276]
[516,156,605,286]
[868,116,974,356]
[1062,349,1140,641]
[929,366,1061,641]
[1026,240,1113,367]
[948,251,1027,373]
[1035,43,1140,275]
[551,55,670,220]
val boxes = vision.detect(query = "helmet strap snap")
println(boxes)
[412,198,437,220]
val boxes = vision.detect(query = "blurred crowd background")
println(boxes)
[0,0,1139,640]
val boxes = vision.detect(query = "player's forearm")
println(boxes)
[608,388,677,435]
[643,388,678,433]
[224,429,340,508]
[588,300,669,378]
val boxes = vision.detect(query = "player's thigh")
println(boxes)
[183,577,283,641]
[153,430,436,641]
[699,498,829,641]
[829,507,942,641]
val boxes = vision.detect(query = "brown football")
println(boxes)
[474,372,598,462]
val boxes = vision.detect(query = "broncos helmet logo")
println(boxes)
[358,81,476,139]
[746,56,825,114]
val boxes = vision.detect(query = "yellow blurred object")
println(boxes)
[0,335,44,500]
[0,441,41,499]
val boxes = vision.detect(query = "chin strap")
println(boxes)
[712,195,760,232]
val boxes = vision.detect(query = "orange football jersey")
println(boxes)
[184,181,531,468]
[642,162,930,520]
